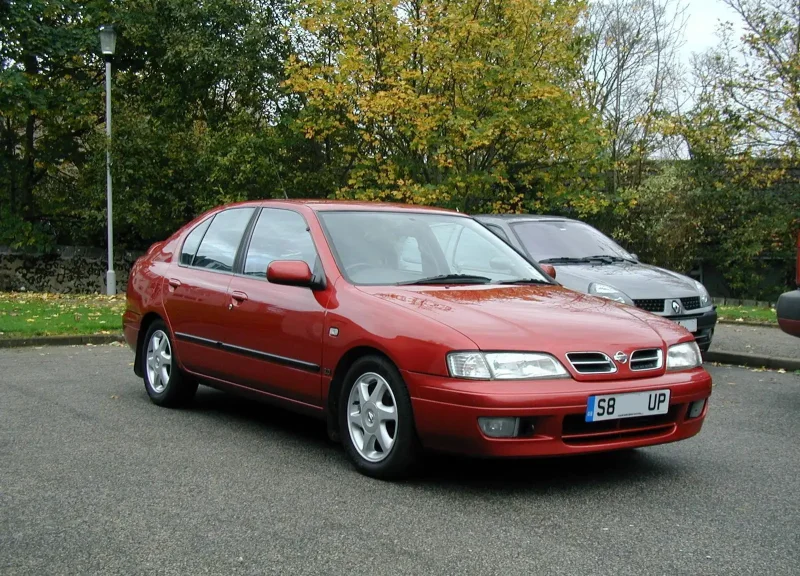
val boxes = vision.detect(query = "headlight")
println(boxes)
[588,282,633,305]
[693,280,711,307]
[447,352,569,380]
[666,342,702,371]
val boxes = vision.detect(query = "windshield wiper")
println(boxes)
[539,255,628,265]
[585,254,638,263]
[398,274,492,285]
[494,278,551,285]
[538,257,595,264]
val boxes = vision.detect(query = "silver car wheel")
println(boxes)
[146,329,172,394]
[347,372,398,463]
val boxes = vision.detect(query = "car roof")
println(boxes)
[218,199,469,216]
[474,214,582,225]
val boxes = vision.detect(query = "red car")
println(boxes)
[124,201,712,478]
[776,232,800,338]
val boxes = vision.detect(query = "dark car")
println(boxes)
[475,214,718,351]
[776,233,800,338]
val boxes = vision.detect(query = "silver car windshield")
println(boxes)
[318,211,551,286]
[512,220,634,262]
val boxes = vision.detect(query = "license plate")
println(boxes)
[676,318,697,332]
[586,389,671,422]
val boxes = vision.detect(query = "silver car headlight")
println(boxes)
[666,342,702,371]
[447,352,569,380]
[588,282,634,305]
[693,280,711,307]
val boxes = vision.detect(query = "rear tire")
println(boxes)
[338,356,420,479]
[141,320,197,408]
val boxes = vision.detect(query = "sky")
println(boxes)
[681,0,743,63]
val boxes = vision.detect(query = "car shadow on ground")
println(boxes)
[184,386,683,492]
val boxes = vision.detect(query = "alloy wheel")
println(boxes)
[347,372,398,462]
[146,329,172,393]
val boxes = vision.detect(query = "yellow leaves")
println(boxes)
[288,0,599,207]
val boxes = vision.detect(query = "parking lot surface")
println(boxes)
[1,345,798,575]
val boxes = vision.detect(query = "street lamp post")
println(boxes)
[99,25,117,295]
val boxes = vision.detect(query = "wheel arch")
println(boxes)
[326,346,397,439]
[133,312,165,377]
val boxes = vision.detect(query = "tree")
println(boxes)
[0,0,110,248]
[579,0,687,192]
[286,0,605,214]
[0,0,303,249]
[708,0,800,156]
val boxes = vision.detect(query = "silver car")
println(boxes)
[475,214,717,351]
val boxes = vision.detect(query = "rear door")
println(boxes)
[223,208,327,406]
[163,207,256,379]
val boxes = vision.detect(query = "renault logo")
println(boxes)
[613,351,628,364]
[672,300,682,314]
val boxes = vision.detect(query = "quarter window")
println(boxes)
[244,209,317,278]
[180,218,211,266]
[192,208,255,272]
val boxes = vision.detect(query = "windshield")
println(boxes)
[511,220,633,262]
[318,211,550,285]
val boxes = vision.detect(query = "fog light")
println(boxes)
[688,400,706,418]
[478,417,520,438]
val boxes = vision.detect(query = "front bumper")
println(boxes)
[404,368,712,457]
[776,289,800,338]
[664,307,717,350]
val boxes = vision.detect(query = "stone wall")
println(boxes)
[0,246,143,294]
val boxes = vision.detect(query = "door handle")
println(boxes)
[231,291,248,303]
[168,278,181,289]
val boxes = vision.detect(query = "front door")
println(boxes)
[163,207,256,380]
[223,208,328,406]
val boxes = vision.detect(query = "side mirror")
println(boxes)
[267,260,314,288]
[540,264,557,279]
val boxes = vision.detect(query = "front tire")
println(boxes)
[339,356,420,479]
[141,320,197,407]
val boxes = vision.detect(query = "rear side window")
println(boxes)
[180,218,212,266]
[193,208,255,272]
[244,209,317,277]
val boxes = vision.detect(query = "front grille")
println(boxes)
[634,299,665,313]
[681,297,702,310]
[630,348,663,371]
[562,407,678,445]
[566,352,616,374]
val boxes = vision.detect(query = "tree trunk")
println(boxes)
[20,51,39,219]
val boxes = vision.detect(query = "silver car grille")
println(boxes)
[567,349,664,374]
[629,348,663,371]
[565,352,617,374]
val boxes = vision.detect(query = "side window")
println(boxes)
[453,227,508,272]
[485,223,510,244]
[398,237,422,272]
[244,209,317,278]
[180,217,212,266]
[193,208,255,272]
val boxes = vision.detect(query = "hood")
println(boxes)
[358,284,690,358]
[552,262,699,300]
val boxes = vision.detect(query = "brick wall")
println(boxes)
[0,246,142,294]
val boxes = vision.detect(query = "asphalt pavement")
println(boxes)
[1,345,799,575]
[711,323,798,360]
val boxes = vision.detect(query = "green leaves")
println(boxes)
[287,0,603,213]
